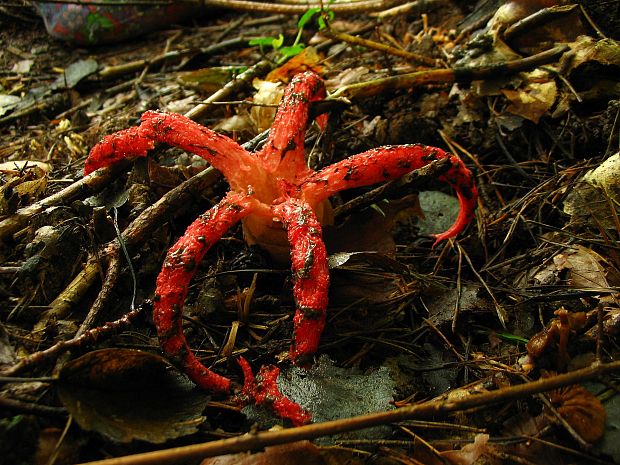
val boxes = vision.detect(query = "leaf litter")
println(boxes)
[1,1,620,464]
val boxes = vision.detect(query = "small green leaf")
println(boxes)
[249,36,277,47]
[298,7,321,30]
[498,332,529,344]
[271,34,284,49]
[86,12,113,30]
[317,10,335,30]
[279,44,305,58]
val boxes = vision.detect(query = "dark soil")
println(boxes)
[1,1,620,464]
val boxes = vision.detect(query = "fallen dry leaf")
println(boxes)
[250,78,284,133]
[57,348,209,443]
[548,382,606,443]
[502,77,557,123]
[265,46,324,82]
[552,245,613,291]
[564,153,620,231]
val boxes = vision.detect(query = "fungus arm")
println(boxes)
[256,71,327,180]
[300,145,478,244]
[271,198,329,364]
[237,357,312,425]
[153,191,257,392]
[84,111,258,192]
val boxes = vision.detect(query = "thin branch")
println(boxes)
[322,28,437,67]
[333,158,451,221]
[503,4,579,43]
[0,396,67,418]
[1,303,148,377]
[329,45,569,101]
[97,37,249,79]
[34,0,408,13]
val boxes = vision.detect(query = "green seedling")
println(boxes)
[249,3,334,62]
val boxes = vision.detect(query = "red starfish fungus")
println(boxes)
[84,71,477,423]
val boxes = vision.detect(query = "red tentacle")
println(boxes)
[154,191,256,392]
[300,145,478,244]
[84,112,258,193]
[84,126,155,176]
[271,198,329,365]
[256,71,327,181]
[237,357,311,425]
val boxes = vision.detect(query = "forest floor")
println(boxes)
[1,1,620,464]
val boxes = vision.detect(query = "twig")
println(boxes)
[494,129,532,179]
[77,360,620,465]
[596,302,604,362]
[503,4,579,43]
[184,59,273,120]
[370,0,443,19]
[112,207,136,311]
[42,257,104,324]
[97,36,249,79]
[532,385,590,450]
[48,417,73,465]
[452,240,463,333]
[423,316,465,363]
[0,395,67,418]
[322,28,437,67]
[206,0,405,13]
[34,0,408,13]
[1,303,149,377]
[578,4,607,39]
[456,242,508,328]
[329,45,569,100]
[76,247,122,336]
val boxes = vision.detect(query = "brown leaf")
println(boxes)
[201,441,367,465]
[324,194,424,255]
[0,162,49,215]
[502,79,557,123]
[548,383,606,443]
[561,36,620,75]
[250,79,284,133]
[57,348,209,443]
[327,251,413,307]
[34,427,83,465]
[564,153,620,235]
[265,47,324,82]
[552,245,610,290]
